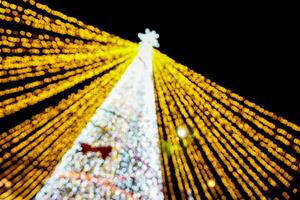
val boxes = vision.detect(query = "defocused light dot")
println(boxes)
[4,181,12,188]
[207,179,216,188]
[177,127,187,138]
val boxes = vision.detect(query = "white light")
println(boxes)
[35,29,163,200]
[138,28,159,48]
[177,127,187,138]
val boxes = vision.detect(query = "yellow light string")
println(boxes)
[0,0,138,198]
[0,58,135,199]
[0,0,132,45]
[1,0,299,199]
[153,50,299,199]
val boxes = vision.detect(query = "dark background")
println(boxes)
[41,0,299,124]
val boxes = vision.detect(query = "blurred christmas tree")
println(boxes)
[35,29,163,199]
[0,1,299,199]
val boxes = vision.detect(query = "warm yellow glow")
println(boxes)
[153,50,300,200]
[207,179,216,188]
[0,0,299,199]
[0,0,138,199]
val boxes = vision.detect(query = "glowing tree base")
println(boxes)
[35,31,163,200]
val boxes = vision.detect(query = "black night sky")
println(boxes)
[42,0,299,124]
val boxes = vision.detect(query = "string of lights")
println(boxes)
[153,50,299,199]
[1,0,299,199]
[0,0,138,199]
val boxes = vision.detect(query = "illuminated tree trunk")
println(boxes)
[35,30,163,200]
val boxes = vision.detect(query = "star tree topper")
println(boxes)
[138,28,160,48]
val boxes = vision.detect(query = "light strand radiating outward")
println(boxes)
[0,0,300,199]
[0,0,138,199]
[153,50,300,200]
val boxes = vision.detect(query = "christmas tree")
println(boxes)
[0,0,299,199]
[35,29,163,200]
